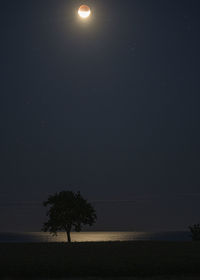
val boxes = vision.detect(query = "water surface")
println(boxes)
[0,231,191,243]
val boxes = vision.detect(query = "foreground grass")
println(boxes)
[0,241,200,278]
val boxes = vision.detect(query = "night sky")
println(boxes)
[1,0,200,231]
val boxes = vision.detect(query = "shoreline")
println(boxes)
[0,230,191,243]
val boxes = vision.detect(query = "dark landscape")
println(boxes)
[1,0,200,279]
[1,241,200,278]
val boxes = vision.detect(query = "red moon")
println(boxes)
[78,5,91,18]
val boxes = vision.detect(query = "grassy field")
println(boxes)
[1,241,200,278]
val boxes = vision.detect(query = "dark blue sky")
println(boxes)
[0,0,200,231]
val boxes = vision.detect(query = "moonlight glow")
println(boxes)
[78,5,91,19]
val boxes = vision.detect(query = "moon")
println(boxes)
[78,5,91,19]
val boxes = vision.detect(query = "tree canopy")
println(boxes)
[189,224,200,241]
[42,190,97,242]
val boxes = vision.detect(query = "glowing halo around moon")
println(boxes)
[78,5,91,19]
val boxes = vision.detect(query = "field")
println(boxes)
[1,241,200,278]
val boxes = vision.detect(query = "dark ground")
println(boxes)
[1,241,200,278]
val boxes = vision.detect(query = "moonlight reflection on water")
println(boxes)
[29,232,141,242]
[0,231,190,243]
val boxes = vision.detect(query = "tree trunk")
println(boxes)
[66,231,71,243]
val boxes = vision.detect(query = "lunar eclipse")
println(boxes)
[78,5,91,19]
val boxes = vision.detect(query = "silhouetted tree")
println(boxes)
[189,224,200,241]
[42,190,97,242]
